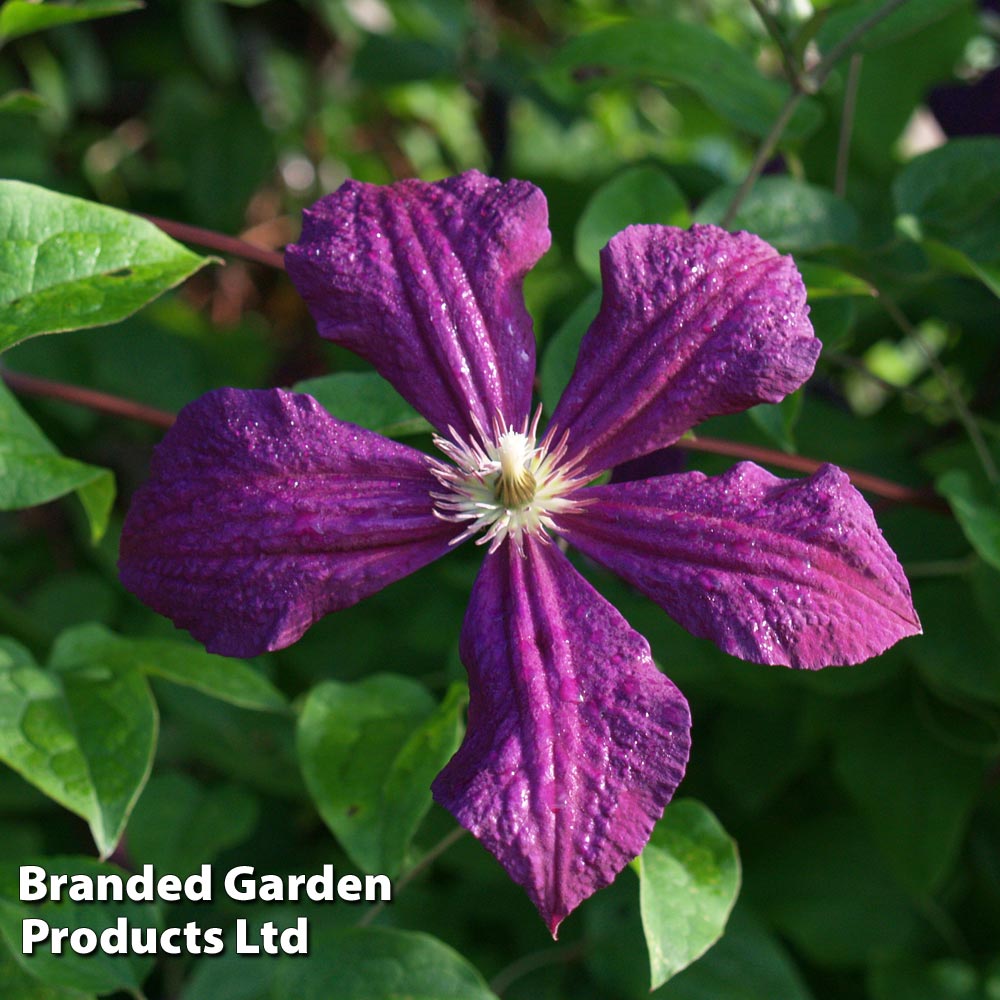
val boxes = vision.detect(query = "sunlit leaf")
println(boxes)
[49,623,286,712]
[0,89,46,115]
[575,166,690,282]
[0,0,142,42]
[0,381,115,542]
[0,640,156,858]
[636,799,741,990]
[798,262,875,299]
[0,180,214,350]
[295,372,431,438]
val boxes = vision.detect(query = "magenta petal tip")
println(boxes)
[432,538,691,935]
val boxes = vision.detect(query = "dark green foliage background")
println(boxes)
[1,0,999,997]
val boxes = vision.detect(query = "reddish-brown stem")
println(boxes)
[685,434,947,511]
[141,214,287,271]
[2,368,945,511]
[2,370,176,429]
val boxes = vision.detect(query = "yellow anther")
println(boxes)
[496,467,537,508]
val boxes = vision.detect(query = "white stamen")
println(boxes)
[429,405,591,555]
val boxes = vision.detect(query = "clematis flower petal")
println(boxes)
[285,170,550,440]
[432,536,691,936]
[549,224,820,477]
[119,388,456,658]
[558,462,921,669]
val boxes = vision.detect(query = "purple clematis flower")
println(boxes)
[119,171,921,935]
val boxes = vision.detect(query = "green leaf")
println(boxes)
[919,239,1000,301]
[183,0,238,84]
[0,857,157,995]
[0,933,96,999]
[637,798,741,990]
[893,138,1000,267]
[807,295,857,349]
[180,951,273,1000]
[127,772,258,877]
[0,381,115,542]
[297,676,466,876]
[797,262,875,299]
[0,180,214,350]
[539,289,600,414]
[748,813,920,965]
[575,166,690,282]
[832,689,984,893]
[817,0,971,55]
[651,905,815,1000]
[49,622,286,712]
[937,470,1000,571]
[0,90,47,115]
[910,573,1000,708]
[543,19,821,141]
[156,682,302,798]
[836,6,975,174]
[695,178,859,252]
[748,389,803,454]
[272,926,498,1000]
[0,0,142,42]
[294,372,431,438]
[0,642,156,857]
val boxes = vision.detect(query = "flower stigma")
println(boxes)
[429,406,590,555]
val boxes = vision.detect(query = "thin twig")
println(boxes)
[1,370,946,510]
[140,214,287,271]
[880,297,999,485]
[809,0,910,83]
[834,53,863,198]
[722,0,914,226]
[358,826,466,927]
[904,555,978,578]
[685,433,947,511]
[1,370,176,429]
[720,95,804,227]
[747,0,802,88]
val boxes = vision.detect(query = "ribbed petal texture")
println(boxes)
[550,224,820,477]
[119,389,456,657]
[285,171,550,440]
[432,537,691,935]
[559,462,921,668]
[119,172,923,936]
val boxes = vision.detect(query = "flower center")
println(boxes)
[495,432,537,507]
[429,407,589,555]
